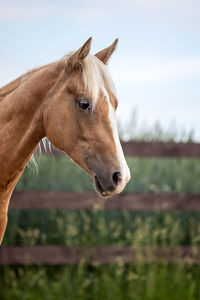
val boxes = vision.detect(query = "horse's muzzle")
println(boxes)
[94,170,125,197]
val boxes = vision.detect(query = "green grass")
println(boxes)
[0,264,200,300]
[3,210,200,247]
[16,156,200,193]
[1,155,200,299]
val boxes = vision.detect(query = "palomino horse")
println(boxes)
[0,38,130,244]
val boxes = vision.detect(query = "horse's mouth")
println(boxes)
[94,176,108,198]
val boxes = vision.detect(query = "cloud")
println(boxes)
[0,0,107,21]
[111,56,200,85]
[0,1,55,21]
[1,0,200,21]
[113,0,200,17]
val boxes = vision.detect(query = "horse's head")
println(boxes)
[43,38,130,197]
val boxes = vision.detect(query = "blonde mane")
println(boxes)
[64,53,116,108]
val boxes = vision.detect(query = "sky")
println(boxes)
[0,0,200,140]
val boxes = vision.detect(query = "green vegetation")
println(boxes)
[16,156,200,194]
[1,152,200,299]
[1,264,200,300]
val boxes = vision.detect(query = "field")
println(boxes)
[1,155,200,300]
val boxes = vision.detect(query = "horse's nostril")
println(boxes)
[112,171,122,188]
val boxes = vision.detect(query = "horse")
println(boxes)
[0,38,130,244]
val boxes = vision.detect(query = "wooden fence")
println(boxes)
[0,141,200,265]
[41,141,200,158]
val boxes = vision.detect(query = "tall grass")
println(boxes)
[16,156,200,194]
[1,264,200,300]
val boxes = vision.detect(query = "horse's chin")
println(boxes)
[94,176,109,198]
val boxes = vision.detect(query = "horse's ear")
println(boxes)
[66,37,92,71]
[95,39,118,64]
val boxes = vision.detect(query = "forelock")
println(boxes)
[64,53,116,108]
[82,54,116,108]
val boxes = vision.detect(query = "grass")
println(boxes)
[1,155,200,299]
[3,210,200,247]
[0,264,200,300]
[16,156,200,193]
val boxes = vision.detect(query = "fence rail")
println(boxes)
[1,246,200,265]
[122,141,200,158]
[10,191,200,211]
[41,141,200,158]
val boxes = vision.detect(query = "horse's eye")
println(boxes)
[78,101,91,111]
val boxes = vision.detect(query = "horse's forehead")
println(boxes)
[66,72,85,94]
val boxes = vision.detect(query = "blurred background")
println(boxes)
[1,1,200,299]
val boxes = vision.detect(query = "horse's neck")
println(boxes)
[0,63,53,98]
[0,61,62,191]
